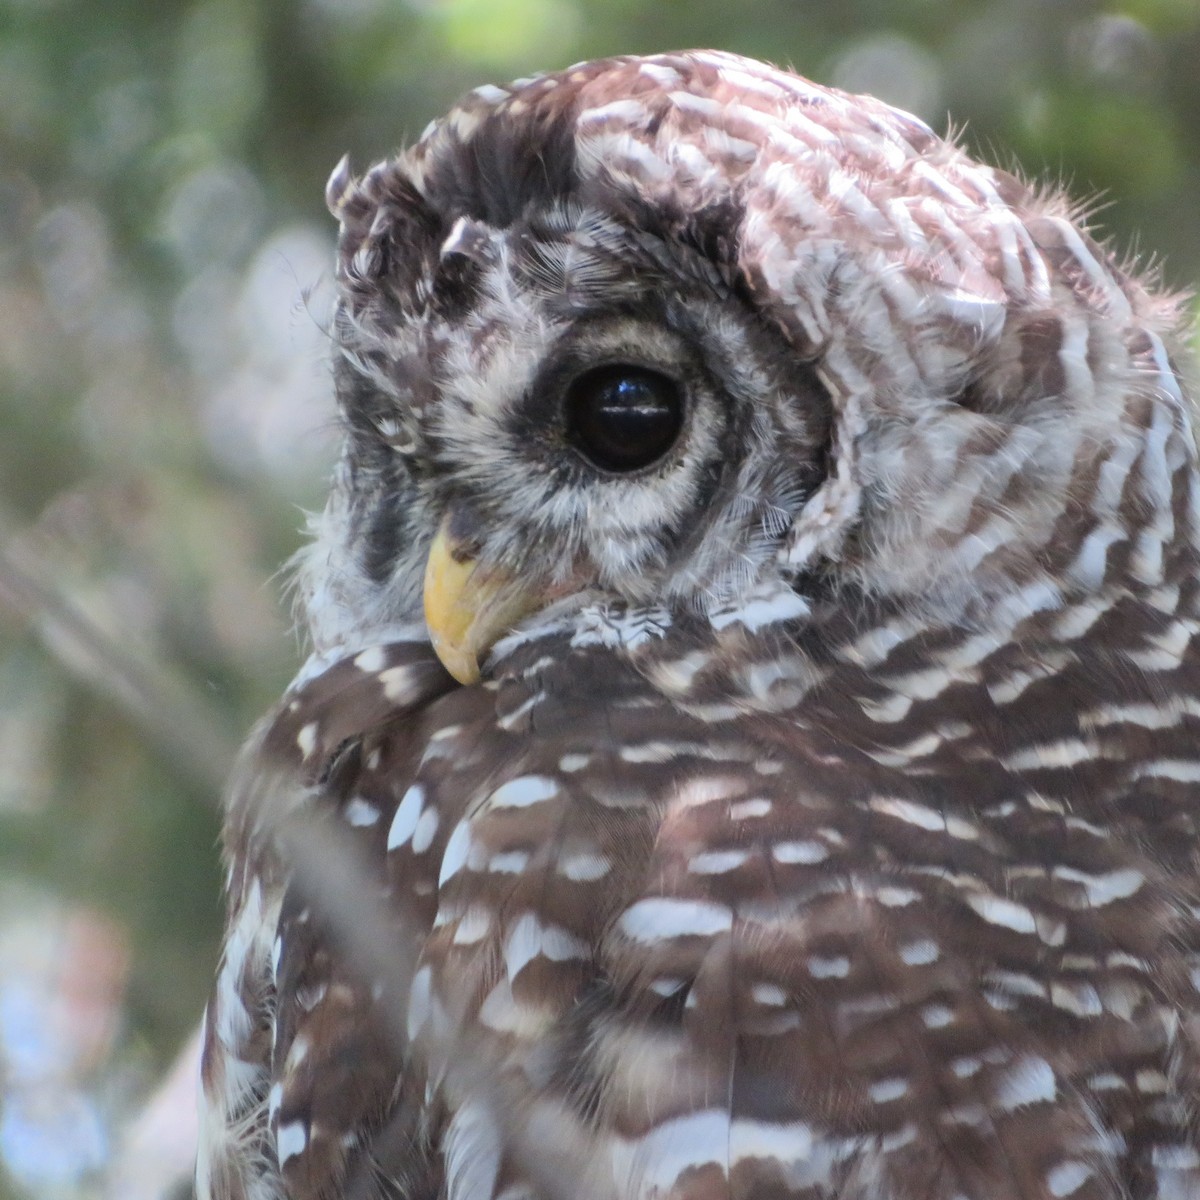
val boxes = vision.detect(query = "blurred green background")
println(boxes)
[0,0,1197,1196]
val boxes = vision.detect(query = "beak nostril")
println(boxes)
[444,505,487,561]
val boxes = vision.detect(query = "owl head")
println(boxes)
[298,50,1194,684]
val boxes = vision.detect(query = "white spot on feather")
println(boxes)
[995,1056,1056,1111]
[407,966,432,1040]
[730,1117,816,1166]
[1052,865,1145,907]
[1047,1161,1093,1197]
[354,646,386,673]
[773,840,827,864]
[477,977,553,1037]
[1002,738,1097,771]
[871,796,948,832]
[379,664,425,701]
[611,1109,730,1196]
[869,1078,909,1103]
[1136,1069,1169,1093]
[488,850,530,874]
[965,893,1037,935]
[277,1120,307,1165]
[296,723,317,758]
[648,977,685,997]
[752,983,788,1007]
[708,585,810,632]
[618,898,733,943]
[411,806,440,854]
[899,939,939,965]
[471,84,509,105]
[579,97,649,125]
[689,849,750,875]
[729,798,772,820]
[808,955,850,979]
[452,907,492,945]
[439,820,474,886]
[343,797,379,826]
[557,851,611,881]
[387,784,425,850]
[1140,758,1200,783]
[504,913,589,980]
[488,775,559,809]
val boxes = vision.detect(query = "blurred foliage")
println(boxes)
[0,0,1197,1195]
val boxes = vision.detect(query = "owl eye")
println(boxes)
[564,364,684,473]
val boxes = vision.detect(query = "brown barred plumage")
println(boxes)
[197,51,1200,1200]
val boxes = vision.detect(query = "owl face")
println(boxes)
[321,193,830,680]
[303,49,1188,685]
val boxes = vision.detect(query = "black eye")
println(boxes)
[564,364,684,472]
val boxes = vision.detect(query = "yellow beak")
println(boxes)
[423,518,539,685]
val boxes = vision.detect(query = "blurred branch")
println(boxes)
[105,1023,202,1200]
[275,809,596,1200]
[0,509,239,802]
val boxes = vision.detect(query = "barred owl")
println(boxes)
[197,51,1200,1200]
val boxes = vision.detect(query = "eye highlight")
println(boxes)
[564,364,684,472]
